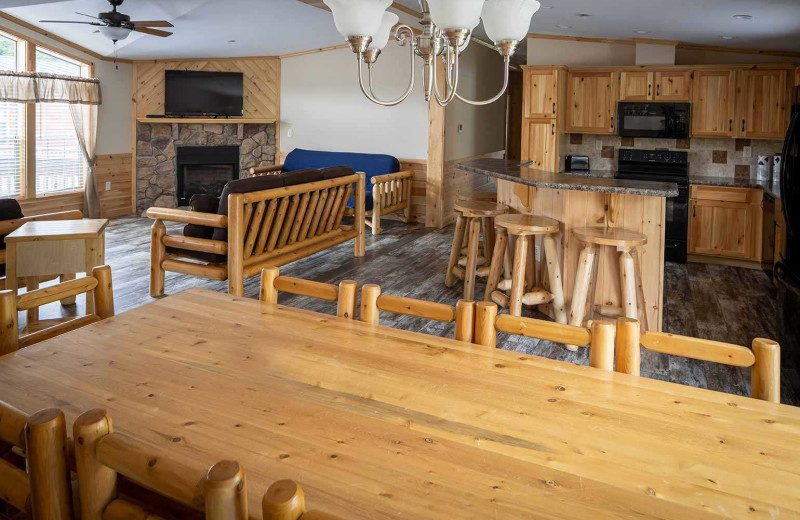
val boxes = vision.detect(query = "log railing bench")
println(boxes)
[148,170,365,296]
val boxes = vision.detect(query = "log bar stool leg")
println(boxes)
[463,218,481,301]
[445,213,467,288]
[484,227,508,301]
[567,243,597,351]
[619,247,638,321]
[509,234,529,317]
[543,234,567,324]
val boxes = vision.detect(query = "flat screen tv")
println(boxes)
[164,70,244,117]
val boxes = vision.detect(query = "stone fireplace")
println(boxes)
[136,122,276,213]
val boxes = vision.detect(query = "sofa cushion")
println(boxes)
[281,168,324,187]
[211,174,286,242]
[183,194,220,240]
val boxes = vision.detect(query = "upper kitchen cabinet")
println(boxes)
[523,67,564,120]
[521,119,558,170]
[566,70,618,134]
[691,69,736,137]
[654,70,692,101]
[619,71,653,101]
[736,69,790,139]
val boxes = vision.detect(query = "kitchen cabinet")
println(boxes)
[691,69,737,137]
[523,67,563,119]
[689,185,762,261]
[566,70,618,134]
[736,69,790,139]
[619,70,691,102]
[619,71,653,101]
[521,119,558,170]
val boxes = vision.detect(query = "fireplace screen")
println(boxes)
[176,145,240,205]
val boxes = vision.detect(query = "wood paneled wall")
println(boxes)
[132,58,280,120]
[399,159,427,223]
[442,151,502,225]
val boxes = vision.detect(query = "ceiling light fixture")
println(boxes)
[720,35,736,40]
[635,30,650,34]
[322,0,541,107]
[540,5,553,8]
[228,39,236,43]
[733,14,752,19]
[575,13,591,17]
[556,24,571,29]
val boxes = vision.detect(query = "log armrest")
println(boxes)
[145,207,228,228]
[250,163,285,176]
[370,170,414,185]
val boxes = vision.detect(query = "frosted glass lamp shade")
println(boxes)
[322,0,392,38]
[100,25,132,41]
[481,0,540,42]
[427,0,485,31]
[368,11,399,49]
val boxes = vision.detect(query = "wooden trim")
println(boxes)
[135,117,276,124]
[279,44,350,60]
[687,254,762,270]
[527,33,636,46]
[426,59,446,228]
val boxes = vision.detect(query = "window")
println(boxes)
[35,48,86,195]
[0,32,24,197]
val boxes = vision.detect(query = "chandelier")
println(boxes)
[322,0,540,107]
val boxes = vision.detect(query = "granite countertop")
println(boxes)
[457,158,679,198]
[690,175,781,200]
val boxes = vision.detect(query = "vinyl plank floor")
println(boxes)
[27,216,797,405]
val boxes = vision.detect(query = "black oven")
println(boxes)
[617,102,690,139]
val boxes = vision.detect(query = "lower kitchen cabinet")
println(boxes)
[688,185,763,261]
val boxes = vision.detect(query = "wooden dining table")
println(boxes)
[0,288,799,519]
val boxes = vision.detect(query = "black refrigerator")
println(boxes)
[776,85,800,381]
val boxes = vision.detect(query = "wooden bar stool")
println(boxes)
[568,227,648,350]
[484,214,567,323]
[445,200,507,300]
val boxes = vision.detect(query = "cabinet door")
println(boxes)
[524,69,559,119]
[521,119,557,170]
[736,69,789,139]
[654,70,691,101]
[689,199,751,258]
[566,71,618,134]
[691,69,736,137]
[619,71,653,101]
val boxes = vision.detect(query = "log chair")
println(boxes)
[263,479,346,520]
[474,302,616,371]
[615,318,781,403]
[0,265,115,355]
[73,409,247,520]
[260,266,358,319]
[362,170,415,235]
[0,402,73,520]
[359,284,476,342]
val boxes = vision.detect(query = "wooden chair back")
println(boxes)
[474,302,616,370]
[0,265,115,355]
[359,284,475,342]
[260,267,358,319]
[263,479,346,520]
[73,409,247,520]
[615,318,781,402]
[0,402,73,519]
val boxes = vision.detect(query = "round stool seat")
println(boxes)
[495,214,560,236]
[573,226,647,248]
[454,200,508,218]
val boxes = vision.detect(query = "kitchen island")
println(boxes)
[457,158,678,331]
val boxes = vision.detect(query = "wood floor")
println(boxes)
[32,216,799,405]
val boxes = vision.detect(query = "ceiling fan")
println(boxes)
[40,0,174,42]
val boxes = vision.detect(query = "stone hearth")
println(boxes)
[136,122,276,213]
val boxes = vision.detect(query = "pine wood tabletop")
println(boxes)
[0,288,798,519]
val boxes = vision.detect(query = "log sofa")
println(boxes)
[147,166,365,296]
[251,149,414,235]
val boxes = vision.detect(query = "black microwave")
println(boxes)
[617,102,690,139]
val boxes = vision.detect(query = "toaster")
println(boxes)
[565,155,590,172]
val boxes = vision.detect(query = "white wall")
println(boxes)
[0,19,132,155]
[527,38,635,66]
[444,42,507,161]
[280,43,428,160]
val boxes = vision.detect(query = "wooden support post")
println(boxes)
[25,408,73,520]
[463,218,481,301]
[751,338,780,403]
[509,234,529,317]
[371,183,382,235]
[91,265,115,320]
[26,277,39,324]
[59,273,77,305]
[263,479,305,520]
[403,178,413,222]
[474,302,498,348]
[445,214,467,288]
[360,284,381,325]
[73,409,117,520]
[228,195,246,296]
[0,290,19,355]
[567,243,596,351]
[149,219,166,297]
[455,299,475,343]
[484,228,508,301]
[542,234,566,324]
[355,173,366,256]
[615,317,641,376]
[619,248,637,321]
[337,280,358,320]
[588,320,615,371]
[260,267,280,309]
[204,460,248,520]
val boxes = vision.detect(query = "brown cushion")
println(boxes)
[282,168,323,187]
[212,175,286,242]
[184,194,220,240]
[319,166,356,180]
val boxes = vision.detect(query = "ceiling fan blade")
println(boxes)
[132,26,173,37]
[40,20,105,25]
[75,12,102,20]
[129,20,173,28]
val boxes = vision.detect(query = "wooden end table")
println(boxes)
[5,219,108,321]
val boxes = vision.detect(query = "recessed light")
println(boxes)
[228,39,236,43]
[635,30,650,35]
[575,13,591,17]
[720,36,736,40]
[556,24,572,29]
[733,14,752,20]
[540,5,554,8]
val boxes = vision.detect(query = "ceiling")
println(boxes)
[1,0,799,60]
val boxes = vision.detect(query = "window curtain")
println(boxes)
[0,71,102,216]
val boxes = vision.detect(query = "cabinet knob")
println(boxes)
[611,117,614,129]
[648,84,652,97]
[742,119,746,132]
[729,119,733,132]
[656,84,661,97]
[552,102,556,114]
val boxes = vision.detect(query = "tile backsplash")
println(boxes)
[562,135,784,180]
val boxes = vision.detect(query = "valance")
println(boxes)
[0,71,101,105]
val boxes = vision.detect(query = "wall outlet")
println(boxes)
[105,181,111,191]
[595,138,603,151]
[742,145,752,159]
[286,128,294,138]
[458,123,464,134]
